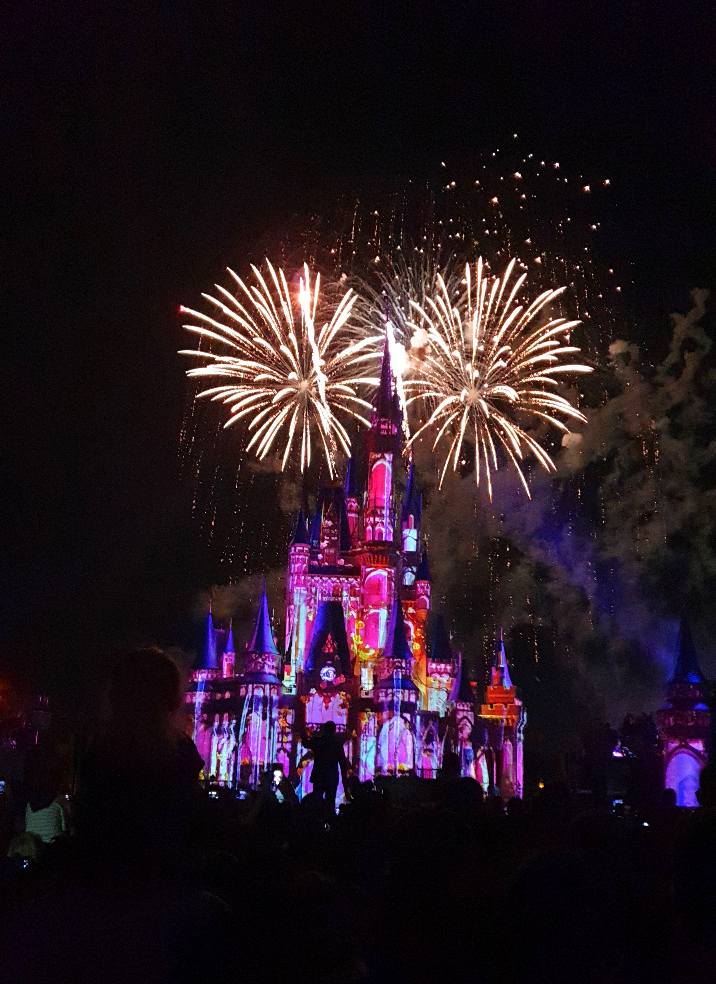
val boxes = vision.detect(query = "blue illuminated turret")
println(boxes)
[401,459,422,525]
[416,550,431,582]
[309,506,322,548]
[291,508,309,546]
[428,613,452,665]
[492,628,513,689]
[248,580,280,657]
[193,607,219,671]
[385,597,413,665]
[670,617,704,685]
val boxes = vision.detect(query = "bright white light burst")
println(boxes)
[179,260,378,475]
[405,258,593,498]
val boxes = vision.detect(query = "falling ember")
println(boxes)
[179,260,380,476]
[403,258,593,499]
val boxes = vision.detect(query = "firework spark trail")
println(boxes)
[404,258,593,498]
[180,260,382,476]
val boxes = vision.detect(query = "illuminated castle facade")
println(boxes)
[187,343,525,798]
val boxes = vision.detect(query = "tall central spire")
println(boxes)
[368,333,402,449]
[372,334,395,422]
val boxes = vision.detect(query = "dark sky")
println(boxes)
[3,2,715,704]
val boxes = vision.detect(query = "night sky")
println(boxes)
[4,3,715,708]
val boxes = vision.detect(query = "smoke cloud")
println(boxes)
[422,290,715,724]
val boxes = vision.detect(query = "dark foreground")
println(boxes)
[2,773,716,984]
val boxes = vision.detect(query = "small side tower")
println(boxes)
[222,622,235,679]
[401,458,422,566]
[657,618,710,807]
[237,581,282,787]
[453,653,478,779]
[285,508,310,694]
[187,608,221,770]
[344,458,361,545]
[477,629,526,798]
[425,610,454,715]
[375,598,418,775]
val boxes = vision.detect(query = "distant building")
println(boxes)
[656,619,711,807]
[186,340,525,796]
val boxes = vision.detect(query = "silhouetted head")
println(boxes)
[322,721,337,737]
[108,648,182,729]
[661,787,677,809]
[697,764,716,809]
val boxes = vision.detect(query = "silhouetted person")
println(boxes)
[303,721,348,816]
[696,763,716,809]
[76,648,204,879]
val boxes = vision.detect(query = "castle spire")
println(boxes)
[493,627,513,689]
[428,612,452,664]
[670,617,704,685]
[291,507,309,546]
[455,652,474,703]
[225,619,235,654]
[401,458,422,525]
[344,457,356,498]
[384,596,412,664]
[247,579,280,657]
[309,495,322,547]
[193,606,219,670]
[416,549,431,582]
[373,334,395,421]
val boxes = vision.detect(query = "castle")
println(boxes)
[186,342,526,799]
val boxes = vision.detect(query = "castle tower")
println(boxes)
[344,458,361,545]
[237,581,282,787]
[285,508,310,694]
[478,629,526,798]
[357,339,403,656]
[364,336,401,544]
[187,607,221,770]
[222,621,236,678]
[657,618,711,807]
[401,459,422,569]
[453,650,478,779]
[426,612,454,715]
[375,597,418,775]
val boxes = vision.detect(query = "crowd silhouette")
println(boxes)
[1,648,714,984]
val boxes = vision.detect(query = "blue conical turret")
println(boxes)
[670,617,704,685]
[309,503,322,547]
[416,550,431,582]
[428,613,452,665]
[384,596,412,664]
[224,620,235,654]
[193,607,219,670]
[247,579,280,657]
[401,459,423,524]
[291,508,309,546]
[344,458,358,498]
[492,628,513,689]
